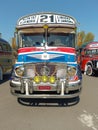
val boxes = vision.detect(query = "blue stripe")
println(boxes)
[17,52,76,63]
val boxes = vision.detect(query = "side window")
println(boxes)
[0,42,12,51]
[7,44,12,51]
[86,50,91,55]
[92,49,96,54]
[2,43,7,51]
[2,43,11,51]
[0,43,3,51]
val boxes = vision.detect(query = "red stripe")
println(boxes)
[18,47,76,54]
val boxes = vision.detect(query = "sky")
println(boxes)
[0,0,98,43]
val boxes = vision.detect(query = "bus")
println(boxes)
[78,41,98,76]
[10,12,82,100]
[0,38,14,80]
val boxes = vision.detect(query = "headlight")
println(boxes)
[15,66,24,77]
[67,66,78,81]
[67,66,76,77]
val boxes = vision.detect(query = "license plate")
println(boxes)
[38,86,51,90]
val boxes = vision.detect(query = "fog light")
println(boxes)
[34,76,41,84]
[41,75,48,83]
[49,76,56,84]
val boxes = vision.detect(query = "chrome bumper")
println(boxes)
[10,79,82,99]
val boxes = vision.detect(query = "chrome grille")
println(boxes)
[36,63,56,76]
[24,63,67,78]
[24,64,35,78]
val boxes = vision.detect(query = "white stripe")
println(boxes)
[19,50,76,56]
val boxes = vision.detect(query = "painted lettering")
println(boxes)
[18,13,75,25]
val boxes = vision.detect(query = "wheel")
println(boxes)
[0,66,3,80]
[86,65,93,76]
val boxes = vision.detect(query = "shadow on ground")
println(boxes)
[82,72,98,77]
[0,74,11,85]
[93,72,98,77]
[18,97,80,107]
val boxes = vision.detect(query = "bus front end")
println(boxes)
[10,12,82,99]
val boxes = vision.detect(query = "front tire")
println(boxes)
[86,65,93,76]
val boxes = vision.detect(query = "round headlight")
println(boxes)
[67,67,76,77]
[15,66,24,77]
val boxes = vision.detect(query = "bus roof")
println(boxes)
[86,41,98,49]
[0,38,9,44]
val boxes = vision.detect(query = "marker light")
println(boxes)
[43,24,48,29]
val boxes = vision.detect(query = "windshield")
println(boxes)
[20,33,75,48]
[86,49,98,55]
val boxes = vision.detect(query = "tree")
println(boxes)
[83,32,95,43]
[11,37,16,50]
[77,31,95,47]
[77,31,85,47]
[11,37,17,58]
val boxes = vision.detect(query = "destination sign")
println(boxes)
[17,13,76,26]
[89,43,98,48]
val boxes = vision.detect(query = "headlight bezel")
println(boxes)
[67,66,78,81]
[15,65,24,77]
[67,66,77,77]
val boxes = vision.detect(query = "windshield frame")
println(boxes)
[18,32,76,48]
